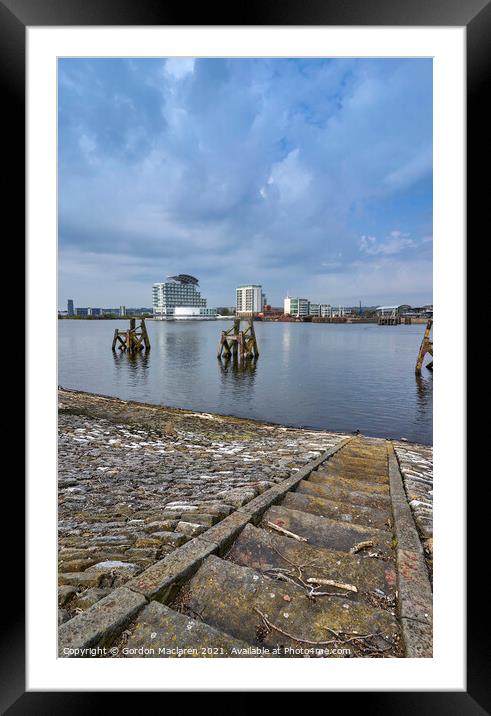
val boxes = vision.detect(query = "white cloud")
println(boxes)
[360,230,416,256]
[165,58,195,80]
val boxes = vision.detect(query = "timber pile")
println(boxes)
[415,319,433,374]
[217,318,259,363]
[111,318,150,353]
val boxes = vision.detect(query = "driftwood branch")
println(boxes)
[349,540,374,554]
[306,578,358,593]
[266,522,307,542]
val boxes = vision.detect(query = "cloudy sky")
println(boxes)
[58,57,432,309]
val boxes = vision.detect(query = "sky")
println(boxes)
[58,57,432,309]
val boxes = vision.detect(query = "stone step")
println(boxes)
[328,460,388,475]
[262,505,394,558]
[318,466,389,483]
[178,555,400,655]
[227,523,396,603]
[330,450,387,462]
[336,450,387,462]
[296,480,391,511]
[309,472,390,496]
[281,491,391,530]
[123,601,260,658]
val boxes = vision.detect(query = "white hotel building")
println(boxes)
[152,274,217,320]
[236,285,263,315]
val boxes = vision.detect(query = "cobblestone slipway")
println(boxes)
[58,389,433,644]
[59,389,346,621]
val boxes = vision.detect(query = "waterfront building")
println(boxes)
[320,304,332,318]
[76,307,90,316]
[309,303,321,317]
[67,299,74,316]
[153,274,214,320]
[236,285,263,316]
[332,306,346,318]
[173,306,217,320]
[284,296,310,317]
[375,304,411,318]
[260,305,284,319]
[120,306,126,317]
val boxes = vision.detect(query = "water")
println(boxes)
[58,320,433,444]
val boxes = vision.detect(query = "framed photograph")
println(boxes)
[5,0,478,706]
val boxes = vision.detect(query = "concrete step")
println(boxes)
[281,491,391,530]
[309,472,390,496]
[227,523,396,603]
[297,479,391,511]
[178,555,400,655]
[122,601,259,658]
[262,505,394,559]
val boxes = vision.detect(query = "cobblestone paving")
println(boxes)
[58,389,345,621]
[393,441,433,578]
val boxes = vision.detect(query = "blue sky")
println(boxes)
[58,57,432,308]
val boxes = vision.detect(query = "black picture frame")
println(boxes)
[5,0,477,709]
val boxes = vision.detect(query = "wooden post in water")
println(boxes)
[217,317,259,364]
[111,317,151,353]
[415,319,433,374]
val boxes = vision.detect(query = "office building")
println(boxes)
[284,296,310,317]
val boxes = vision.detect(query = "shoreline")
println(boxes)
[59,386,432,447]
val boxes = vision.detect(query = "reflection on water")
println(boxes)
[59,320,433,444]
[415,372,433,422]
[112,347,150,388]
[218,355,258,408]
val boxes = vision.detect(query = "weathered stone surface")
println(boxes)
[282,491,391,530]
[59,389,346,585]
[227,524,397,602]
[122,601,259,658]
[125,537,218,602]
[262,505,394,558]
[72,587,112,610]
[199,512,251,554]
[182,513,218,527]
[145,520,179,533]
[396,549,432,623]
[59,558,99,573]
[309,472,390,495]
[58,585,77,607]
[400,617,433,657]
[151,531,189,547]
[391,501,424,553]
[393,441,433,566]
[238,488,284,523]
[176,521,207,537]
[59,587,147,656]
[181,556,400,655]
[59,608,71,625]
[59,571,103,588]
[296,479,391,511]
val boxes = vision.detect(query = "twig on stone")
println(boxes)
[266,522,308,542]
[307,578,358,593]
[349,540,374,554]
[253,607,339,646]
